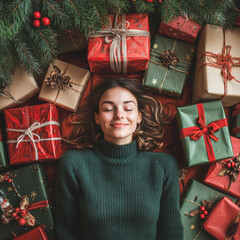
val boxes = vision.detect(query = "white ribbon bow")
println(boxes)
[7,121,62,160]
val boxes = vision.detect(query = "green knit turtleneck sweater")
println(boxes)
[55,139,183,240]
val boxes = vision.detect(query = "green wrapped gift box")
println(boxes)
[0,125,8,170]
[181,179,237,240]
[143,34,195,97]
[177,100,233,167]
[0,164,54,240]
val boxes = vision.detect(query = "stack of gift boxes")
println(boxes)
[0,12,240,240]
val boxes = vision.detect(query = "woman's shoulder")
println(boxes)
[144,151,179,173]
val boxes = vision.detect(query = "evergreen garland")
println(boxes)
[0,0,239,89]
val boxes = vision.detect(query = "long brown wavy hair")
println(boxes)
[66,78,165,151]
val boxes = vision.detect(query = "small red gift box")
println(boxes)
[88,14,150,73]
[4,103,62,165]
[158,16,201,43]
[14,225,49,240]
[203,197,240,240]
[204,136,240,199]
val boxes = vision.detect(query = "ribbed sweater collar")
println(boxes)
[94,139,139,165]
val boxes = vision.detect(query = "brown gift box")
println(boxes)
[193,24,240,107]
[39,59,91,112]
[0,66,39,110]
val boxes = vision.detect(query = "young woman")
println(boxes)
[55,78,183,240]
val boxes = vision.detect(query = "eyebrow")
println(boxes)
[101,101,136,106]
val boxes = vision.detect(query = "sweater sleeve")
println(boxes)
[55,151,82,240]
[156,153,183,240]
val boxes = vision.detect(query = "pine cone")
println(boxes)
[161,49,179,68]
[226,222,239,238]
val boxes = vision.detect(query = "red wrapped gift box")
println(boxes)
[204,136,240,199]
[158,16,201,43]
[4,103,62,165]
[14,225,49,240]
[203,197,240,240]
[88,14,150,73]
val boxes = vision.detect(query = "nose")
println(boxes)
[114,108,125,119]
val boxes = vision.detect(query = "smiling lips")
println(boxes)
[110,123,128,128]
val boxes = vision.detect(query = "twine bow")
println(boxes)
[0,87,22,104]
[6,121,61,161]
[88,14,150,73]
[199,29,240,98]
[45,65,72,91]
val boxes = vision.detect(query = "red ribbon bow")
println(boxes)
[180,103,228,162]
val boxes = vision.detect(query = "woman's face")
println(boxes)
[95,86,142,145]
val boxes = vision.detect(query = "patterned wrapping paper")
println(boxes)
[88,14,150,73]
[177,100,233,167]
[203,197,240,240]
[0,124,8,170]
[158,16,201,43]
[39,59,91,112]
[232,103,240,138]
[204,136,240,199]
[0,66,39,110]
[0,164,54,240]
[180,180,237,240]
[193,24,240,107]
[4,103,62,165]
[143,34,195,97]
[14,225,49,240]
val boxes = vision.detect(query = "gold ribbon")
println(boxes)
[150,40,191,92]
[88,14,150,73]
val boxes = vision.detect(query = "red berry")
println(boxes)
[7,178,12,183]
[15,216,20,220]
[41,17,50,26]
[15,208,20,213]
[20,209,27,216]
[33,11,41,19]
[203,210,208,215]
[200,206,205,212]
[227,162,232,168]
[4,177,8,181]
[18,217,26,226]
[199,213,205,219]
[231,162,235,168]
[12,212,17,218]
[33,20,40,28]
[147,0,154,2]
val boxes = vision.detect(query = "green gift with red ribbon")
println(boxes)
[177,100,233,167]
[231,103,240,139]
[0,164,54,240]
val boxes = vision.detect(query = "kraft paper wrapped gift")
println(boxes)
[177,100,233,167]
[39,59,91,112]
[0,66,39,110]
[181,180,237,240]
[193,24,240,107]
[203,197,240,240]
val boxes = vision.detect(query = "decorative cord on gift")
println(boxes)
[0,87,23,104]
[6,121,62,161]
[196,28,240,98]
[180,103,228,162]
[88,14,150,73]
